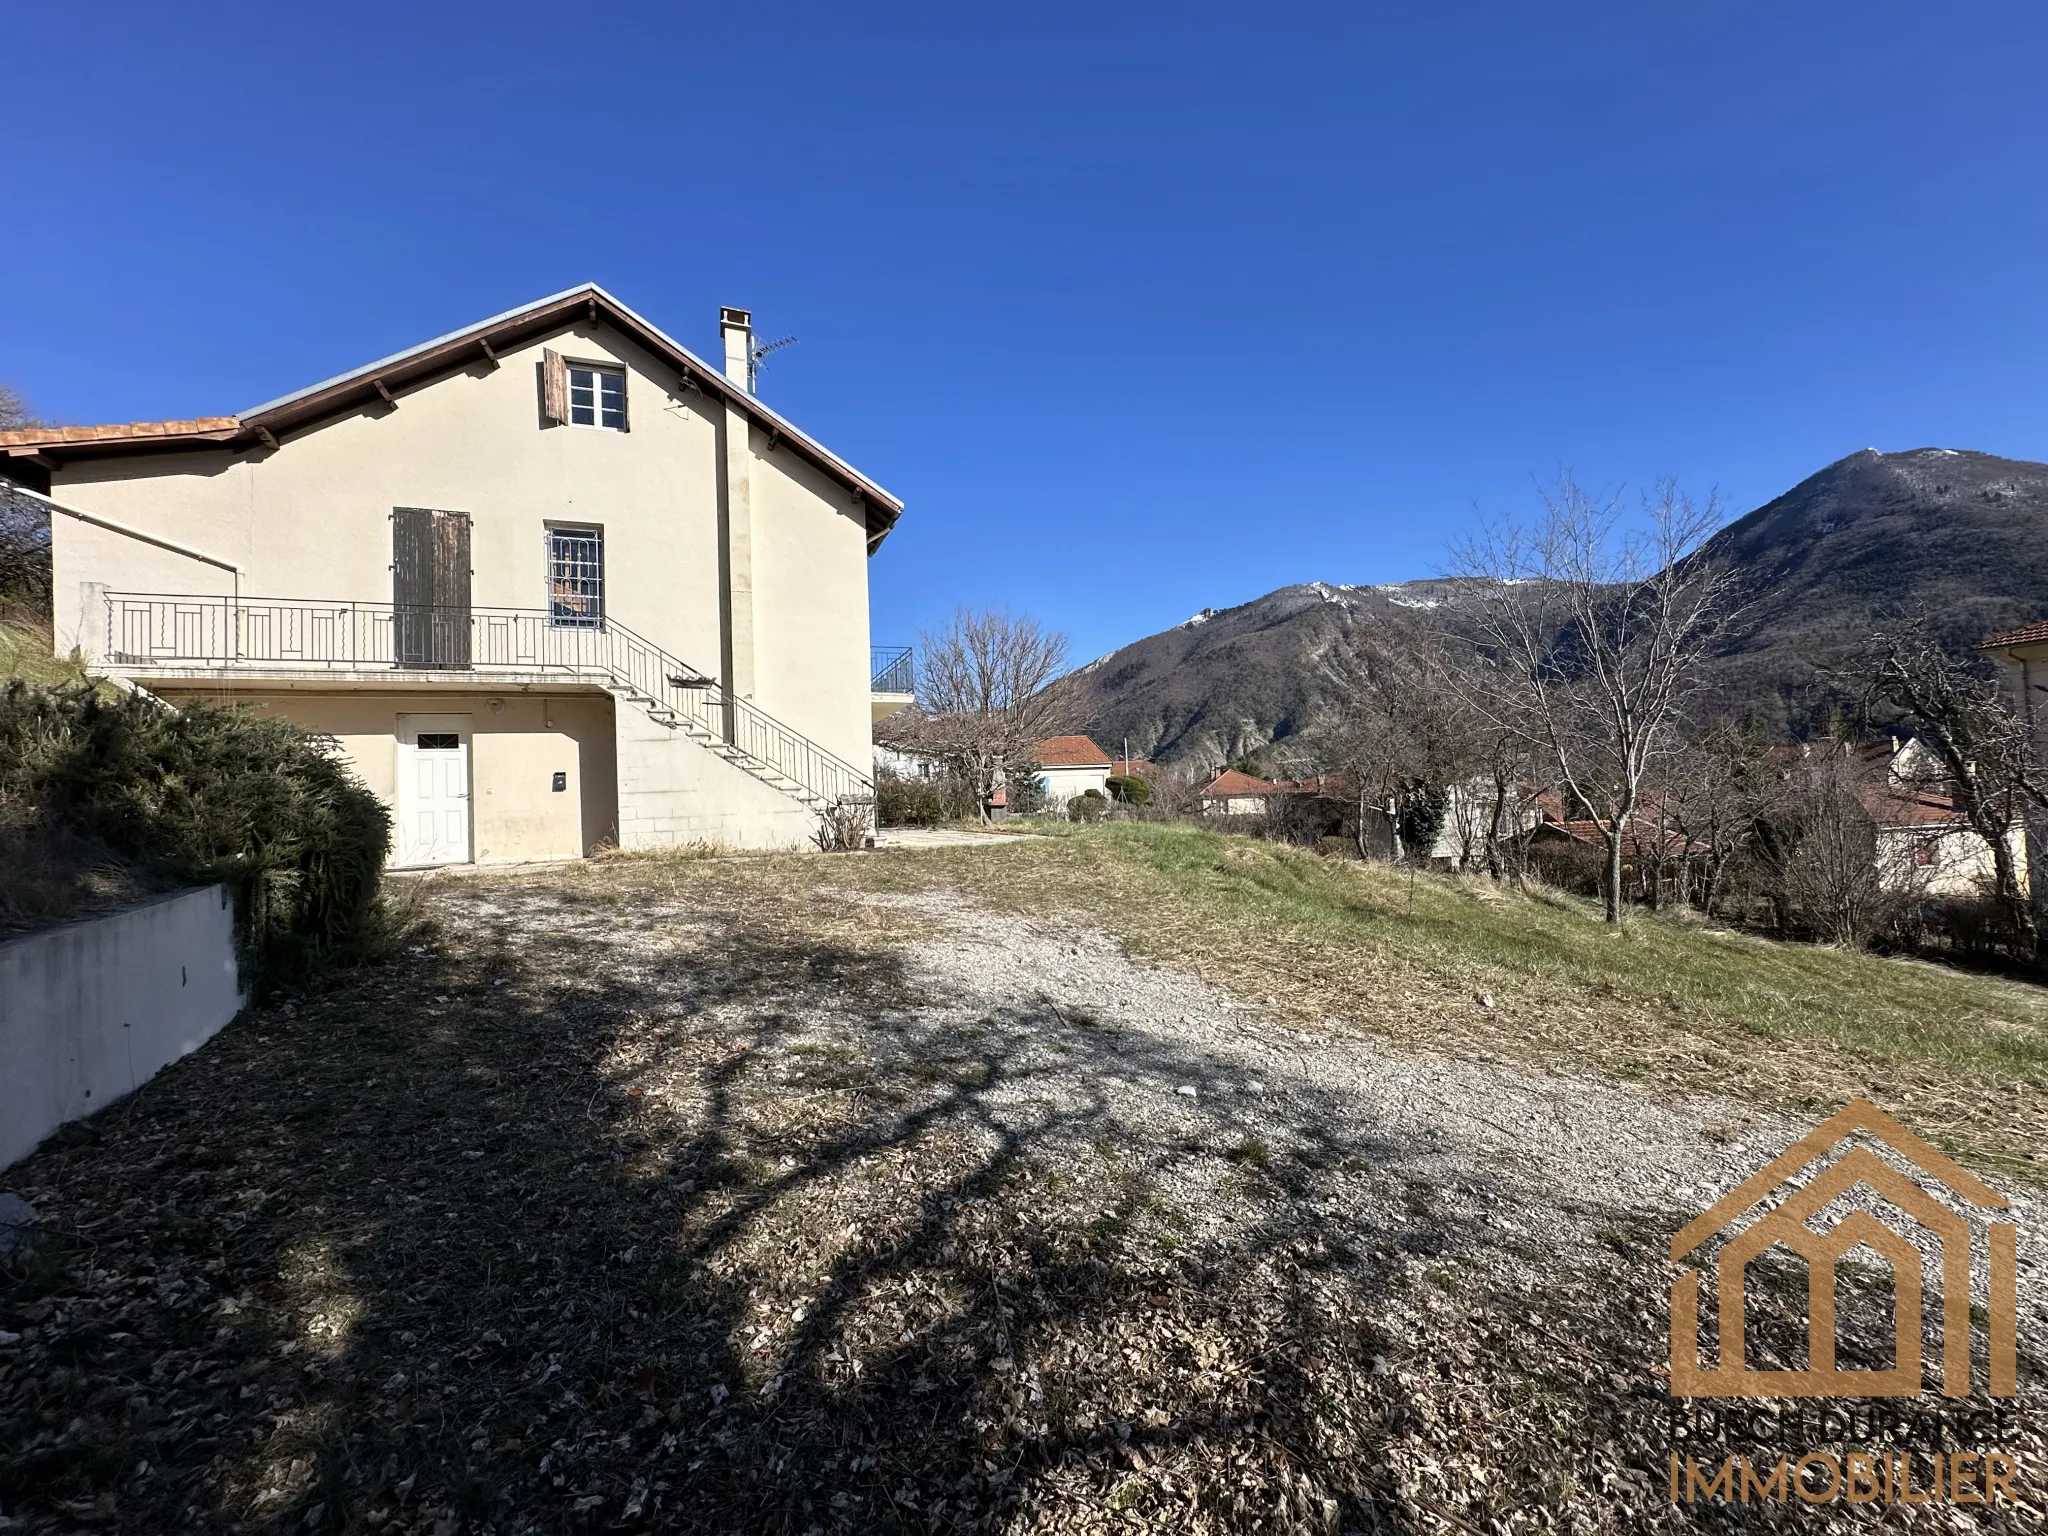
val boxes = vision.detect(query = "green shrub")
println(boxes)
[1394,778,1449,862]
[1069,789,1110,824]
[1005,762,1049,816]
[1106,774,1152,806]
[875,770,978,828]
[0,682,391,985]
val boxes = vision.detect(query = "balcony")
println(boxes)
[104,592,638,684]
[871,645,914,724]
[100,592,874,812]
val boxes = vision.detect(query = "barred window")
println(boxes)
[568,364,627,429]
[547,526,604,628]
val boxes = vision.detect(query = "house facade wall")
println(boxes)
[45,315,877,862]
[144,686,619,863]
[1039,763,1110,807]
[46,318,872,772]
[1875,824,2026,900]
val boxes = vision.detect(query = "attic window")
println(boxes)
[569,365,627,430]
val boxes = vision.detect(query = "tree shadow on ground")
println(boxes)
[3,871,2031,1535]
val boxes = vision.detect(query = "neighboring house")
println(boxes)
[1110,756,1160,782]
[1977,620,2048,736]
[1,285,906,864]
[1033,735,1113,808]
[1195,769,1276,816]
[1529,797,1706,901]
[1846,738,2021,899]
[874,743,942,781]
[1529,739,2022,901]
[1977,621,2048,898]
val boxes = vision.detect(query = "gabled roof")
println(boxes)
[1035,734,1112,768]
[1978,620,2048,650]
[1198,769,1276,797]
[0,284,904,549]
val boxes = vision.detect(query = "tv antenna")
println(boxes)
[749,334,798,390]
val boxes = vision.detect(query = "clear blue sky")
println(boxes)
[7,4,2047,666]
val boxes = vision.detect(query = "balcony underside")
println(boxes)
[871,688,915,725]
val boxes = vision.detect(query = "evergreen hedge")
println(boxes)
[0,682,391,983]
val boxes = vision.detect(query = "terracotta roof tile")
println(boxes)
[1199,769,1276,797]
[1978,621,2048,649]
[0,417,240,448]
[1035,735,1112,767]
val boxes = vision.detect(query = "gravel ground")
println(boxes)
[1,863,2041,1535]
[872,887,2048,1309]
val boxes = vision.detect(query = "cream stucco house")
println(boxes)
[1,285,906,864]
[1032,735,1113,809]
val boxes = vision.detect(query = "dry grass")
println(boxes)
[1,839,2040,1535]
[724,823,2048,1184]
[0,618,91,689]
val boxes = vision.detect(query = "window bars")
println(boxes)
[546,526,604,628]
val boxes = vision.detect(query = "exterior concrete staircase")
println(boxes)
[100,591,873,814]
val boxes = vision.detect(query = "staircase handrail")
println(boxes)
[101,590,873,809]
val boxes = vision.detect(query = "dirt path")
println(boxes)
[1,865,2040,1535]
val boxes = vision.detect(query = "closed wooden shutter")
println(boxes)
[541,348,568,424]
[433,512,472,667]
[392,507,473,668]
[393,507,434,666]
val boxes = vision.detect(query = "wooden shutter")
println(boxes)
[541,348,568,424]
[433,512,472,667]
[392,507,433,666]
[393,507,473,668]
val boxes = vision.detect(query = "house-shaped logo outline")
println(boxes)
[1669,1099,2018,1399]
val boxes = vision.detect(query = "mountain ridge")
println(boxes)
[1063,447,2048,767]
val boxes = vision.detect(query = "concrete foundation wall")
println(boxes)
[615,697,817,851]
[148,687,619,862]
[1,886,243,1170]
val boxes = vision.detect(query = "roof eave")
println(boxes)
[30,284,905,545]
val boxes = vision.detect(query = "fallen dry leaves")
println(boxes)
[1,854,2040,1534]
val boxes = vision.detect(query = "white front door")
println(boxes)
[396,714,472,867]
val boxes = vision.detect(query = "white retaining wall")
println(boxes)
[1,885,244,1169]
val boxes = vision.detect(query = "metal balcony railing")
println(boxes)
[871,645,914,695]
[103,592,872,812]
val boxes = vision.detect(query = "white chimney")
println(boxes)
[720,307,753,391]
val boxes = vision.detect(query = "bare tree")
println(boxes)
[0,385,52,625]
[1315,614,1481,863]
[879,607,1074,823]
[0,384,39,432]
[1450,477,1742,922]
[1140,762,1205,821]
[1863,627,2040,948]
[1660,720,1772,916]
[1752,737,1925,948]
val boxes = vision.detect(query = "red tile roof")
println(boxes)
[1036,735,1112,767]
[1110,758,1160,779]
[1,417,240,449]
[1978,621,2048,649]
[1198,769,1277,797]
[1858,784,1968,830]
[1271,772,1357,797]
